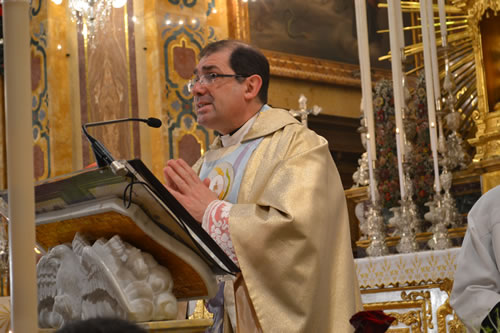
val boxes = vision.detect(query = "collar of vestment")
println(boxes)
[219,111,260,147]
[209,105,299,150]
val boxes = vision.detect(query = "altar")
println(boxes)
[356,247,464,332]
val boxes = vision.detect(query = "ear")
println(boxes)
[243,74,263,101]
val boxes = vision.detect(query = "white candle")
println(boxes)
[395,130,406,199]
[354,0,377,202]
[438,0,447,47]
[420,0,442,193]
[427,0,441,104]
[387,0,406,199]
[366,135,377,203]
[4,0,38,331]
[395,0,405,59]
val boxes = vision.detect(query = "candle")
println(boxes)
[395,0,405,60]
[387,0,406,199]
[366,135,377,202]
[354,0,377,202]
[438,0,447,47]
[420,0,442,193]
[427,0,441,104]
[395,129,406,199]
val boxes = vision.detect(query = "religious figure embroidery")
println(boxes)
[207,162,233,200]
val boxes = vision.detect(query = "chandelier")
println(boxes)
[51,0,127,39]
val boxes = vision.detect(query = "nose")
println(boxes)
[191,81,207,96]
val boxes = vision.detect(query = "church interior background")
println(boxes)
[0,0,499,331]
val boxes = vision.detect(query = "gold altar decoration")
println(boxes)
[356,248,465,332]
[377,1,500,191]
[0,298,9,333]
[455,0,500,191]
[189,300,214,320]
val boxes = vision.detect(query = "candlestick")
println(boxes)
[354,0,377,202]
[420,0,442,193]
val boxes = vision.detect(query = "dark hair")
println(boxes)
[199,39,270,104]
[55,317,148,333]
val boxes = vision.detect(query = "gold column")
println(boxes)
[4,0,38,331]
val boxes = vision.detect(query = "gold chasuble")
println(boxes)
[193,108,362,332]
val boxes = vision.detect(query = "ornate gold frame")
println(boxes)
[226,0,391,87]
[361,279,465,333]
[363,290,433,332]
[464,0,500,163]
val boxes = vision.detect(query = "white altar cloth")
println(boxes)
[355,247,460,288]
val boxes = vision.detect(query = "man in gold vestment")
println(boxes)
[164,39,362,332]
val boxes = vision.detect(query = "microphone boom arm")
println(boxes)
[81,116,162,168]
[81,125,116,168]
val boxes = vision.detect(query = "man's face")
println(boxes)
[191,48,247,134]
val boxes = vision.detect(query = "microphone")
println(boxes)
[84,117,162,129]
[82,117,162,169]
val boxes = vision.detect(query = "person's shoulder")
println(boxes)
[272,112,328,152]
[468,185,500,229]
[250,107,326,148]
[259,107,300,127]
[472,185,500,210]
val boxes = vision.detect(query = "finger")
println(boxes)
[202,178,211,188]
[164,183,187,206]
[166,160,194,187]
[171,159,201,184]
[164,165,190,193]
[163,166,174,188]
[163,165,181,191]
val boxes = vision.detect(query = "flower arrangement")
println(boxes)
[408,74,434,211]
[372,76,434,216]
[373,80,400,209]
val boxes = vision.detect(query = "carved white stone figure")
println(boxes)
[38,243,87,328]
[37,232,178,328]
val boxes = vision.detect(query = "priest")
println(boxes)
[451,185,500,331]
[163,39,362,332]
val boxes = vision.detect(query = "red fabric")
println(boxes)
[350,310,396,333]
[85,162,97,169]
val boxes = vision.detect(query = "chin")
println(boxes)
[196,117,215,130]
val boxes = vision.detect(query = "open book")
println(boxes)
[29,159,239,300]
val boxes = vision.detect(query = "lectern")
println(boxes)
[2,159,240,332]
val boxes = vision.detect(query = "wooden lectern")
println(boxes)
[4,159,240,332]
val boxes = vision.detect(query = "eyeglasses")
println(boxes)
[187,73,249,92]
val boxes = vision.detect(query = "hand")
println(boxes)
[163,159,217,223]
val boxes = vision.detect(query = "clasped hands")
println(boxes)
[163,159,218,223]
